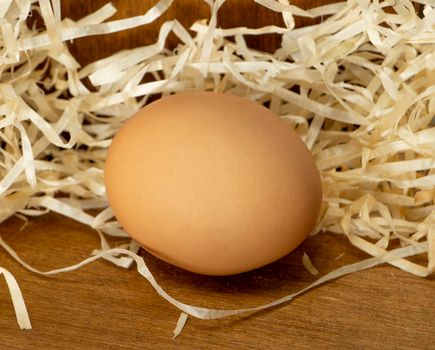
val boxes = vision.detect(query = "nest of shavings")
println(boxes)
[0,0,433,337]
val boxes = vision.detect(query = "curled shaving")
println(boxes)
[302,253,319,275]
[0,0,434,334]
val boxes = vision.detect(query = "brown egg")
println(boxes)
[104,92,322,275]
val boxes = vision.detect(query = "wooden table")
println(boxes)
[0,213,434,349]
[1,1,433,349]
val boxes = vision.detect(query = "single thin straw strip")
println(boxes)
[0,266,31,330]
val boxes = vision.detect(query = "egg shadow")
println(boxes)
[136,231,374,330]
[138,231,368,301]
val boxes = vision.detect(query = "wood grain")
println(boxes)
[0,213,433,349]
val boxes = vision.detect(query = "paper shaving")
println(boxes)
[0,0,434,336]
[302,253,319,275]
[173,312,188,339]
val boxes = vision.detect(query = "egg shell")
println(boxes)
[104,92,322,275]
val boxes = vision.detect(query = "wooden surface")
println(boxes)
[1,1,433,349]
[0,213,434,350]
